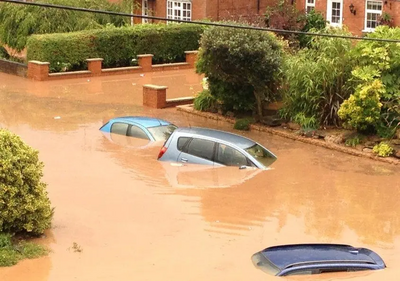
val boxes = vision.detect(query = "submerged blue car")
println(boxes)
[100,116,177,141]
[252,244,386,277]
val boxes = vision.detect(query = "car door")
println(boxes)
[177,137,216,166]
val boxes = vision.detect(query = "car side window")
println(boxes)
[216,144,249,167]
[185,138,215,161]
[177,137,190,151]
[110,122,129,136]
[128,125,149,140]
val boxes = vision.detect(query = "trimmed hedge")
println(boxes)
[26,24,205,72]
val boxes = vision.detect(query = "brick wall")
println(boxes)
[0,59,27,77]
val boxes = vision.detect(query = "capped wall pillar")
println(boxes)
[143,84,168,109]
[138,54,154,72]
[87,58,103,76]
[185,51,199,68]
[27,61,50,81]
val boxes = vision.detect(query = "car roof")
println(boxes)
[174,127,256,149]
[109,116,170,128]
[260,244,384,270]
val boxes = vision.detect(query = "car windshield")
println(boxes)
[148,125,177,141]
[245,144,277,167]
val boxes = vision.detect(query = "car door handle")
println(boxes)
[181,158,188,163]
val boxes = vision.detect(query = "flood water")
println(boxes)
[0,71,399,281]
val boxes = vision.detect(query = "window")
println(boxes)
[306,0,315,13]
[110,123,129,136]
[177,137,190,151]
[245,144,277,167]
[147,125,177,141]
[167,0,192,22]
[365,1,382,31]
[185,138,215,161]
[127,125,149,140]
[327,0,342,26]
[216,144,249,167]
[142,0,149,23]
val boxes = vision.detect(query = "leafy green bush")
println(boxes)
[338,80,383,132]
[299,10,327,48]
[234,118,254,131]
[293,112,318,130]
[345,25,400,134]
[280,27,354,127]
[206,77,255,113]
[27,23,205,72]
[372,142,393,157]
[196,22,283,117]
[0,129,52,235]
[193,90,216,111]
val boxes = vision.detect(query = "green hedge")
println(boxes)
[26,23,205,72]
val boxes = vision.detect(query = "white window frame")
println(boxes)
[326,0,343,27]
[142,0,149,23]
[364,0,383,32]
[167,0,192,22]
[306,0,315,14]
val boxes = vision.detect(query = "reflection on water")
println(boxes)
[0,71,399,281]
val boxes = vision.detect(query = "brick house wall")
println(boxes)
[292,0,400,35]
[133,0,278,23]
[131,0,400,36]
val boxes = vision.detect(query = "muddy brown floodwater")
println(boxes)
[0,71,399,281]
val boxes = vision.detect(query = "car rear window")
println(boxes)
[148,125,177,141]
[245,144,277,167]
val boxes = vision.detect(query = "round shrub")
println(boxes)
[193,89,216,111]
[372,142,394,157]
[0,129,52,235]
[338,80,383,132]
[234,118,255,131]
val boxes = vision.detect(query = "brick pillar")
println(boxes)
[87,58,103,76]
[143,84,168,109]
[138,54,154,72]
[185,51,199,68]
[27,60,50,81]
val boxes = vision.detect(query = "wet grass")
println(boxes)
[0,233,48,267]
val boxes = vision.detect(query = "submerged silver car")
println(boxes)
[157,127,277,169]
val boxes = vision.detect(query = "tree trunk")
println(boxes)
[254,90,266,118]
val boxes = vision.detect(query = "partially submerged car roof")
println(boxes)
[252,244,386,276]
[108,116,170,128]
[174,127,256,149]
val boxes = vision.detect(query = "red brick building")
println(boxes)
[300,0,400,35]
[132,0,400,36]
